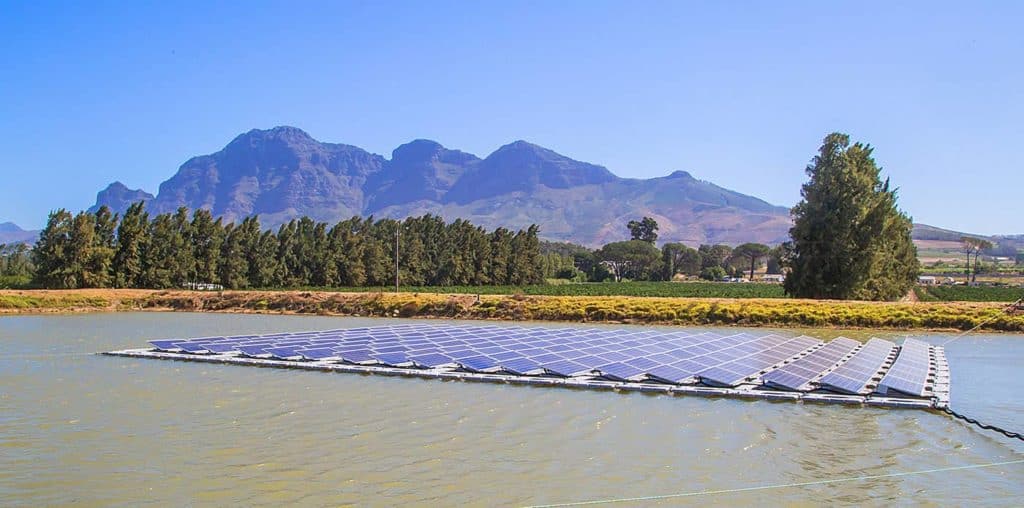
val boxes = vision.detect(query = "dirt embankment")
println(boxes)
[1,289,1022,332]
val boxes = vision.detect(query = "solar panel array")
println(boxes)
[761,337,860,391]
[877,338,933,397]
[697,335,820,387]
[145,324,937,398]
[817,338,896,394]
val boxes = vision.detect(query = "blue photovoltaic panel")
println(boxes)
[761,337,860,391]
[698,336,821,387]
[176,342,212,353]
[409,353,454,368]
[237,344,271,357]
[203,343,239,353]
[877,338,932,397]
[149,340,183,351]
[500,357,542,374]
[817,338,896,394]
[338,349,375,364]
[375,352,411,366]
[595,362,645,381]
[137,324,934,397]
[266,347,302,359]
[542,359,591,377]
[458,356,498,372]
[299,348,339,360]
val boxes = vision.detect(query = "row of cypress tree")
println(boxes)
[31,203,544,289]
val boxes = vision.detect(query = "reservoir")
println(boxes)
[2,313,1022,506]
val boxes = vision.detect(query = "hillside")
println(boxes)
[91,126,792,247]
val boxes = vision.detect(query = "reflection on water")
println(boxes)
[0,313,1021,506]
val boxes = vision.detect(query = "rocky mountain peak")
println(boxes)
[88,181,154,214]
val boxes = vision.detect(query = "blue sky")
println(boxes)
[2,1,1021,234]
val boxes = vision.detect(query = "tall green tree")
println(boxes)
[112,202,149,288]
[960,236,993,284]
[218,223,249,289]
[731,243,771,280]
[191,209,223,284]
[32,209,75,288]
[785,133,919,300]
[627,217,659,243]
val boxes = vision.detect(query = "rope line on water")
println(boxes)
[942,297,1022,346]
[522,459,1024,508]
[943,407,1024,441]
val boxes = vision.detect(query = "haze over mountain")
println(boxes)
[0,222,39,245]
[90,126,793,247]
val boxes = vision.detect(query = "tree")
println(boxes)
[785,133,919,300]
[661,243,700,280]
[32,209,75,288]
[112,202,148,288]
[732,243,770,280]
[597,240,662,281]
[191,209,223,284]
[960,236,993,284]
[627,217,659,243]
[698,244,733,270]
[766,243,791,275]
[0,243,34,279]
[700,266,727,281]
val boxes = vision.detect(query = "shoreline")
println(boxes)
[1,289,1022,333]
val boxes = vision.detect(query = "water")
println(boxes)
[1,313,1021,506]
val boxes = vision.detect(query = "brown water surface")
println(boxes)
[1,313,1021,506]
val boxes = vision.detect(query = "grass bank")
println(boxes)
[2,289,1022,332]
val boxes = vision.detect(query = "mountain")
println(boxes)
[0,222,39,245]
[912,223,1023,254]
[90,126,794,246]
[364,139,478,211]
[89,182,154,215]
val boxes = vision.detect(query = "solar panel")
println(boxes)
[595,362,646,381]
[375,352,411,366]
[458,356,498,372]
[237,344,271,357]
[761,337,860,391]
[542,359,591,377]
[299,348,339,361]
[136,324,940,403]
[876,338,933,397]
[266,346,302,359]
[817,338,896,394]
[149,339,184,352]
[698,336,821,387]
[409,353,455,368]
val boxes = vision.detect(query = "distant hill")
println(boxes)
[912,223,1023,254]
[90,126,793,247]
[0,222,39,245]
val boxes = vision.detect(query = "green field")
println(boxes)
[275,281,789,299]
[917,285,1023,302]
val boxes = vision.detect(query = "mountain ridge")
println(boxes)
[80,126,869,247]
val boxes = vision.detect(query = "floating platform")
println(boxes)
[104,323,950,410]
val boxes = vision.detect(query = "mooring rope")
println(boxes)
[942,297,1023,346]
[522,458,1024,507]
[942,407,1024,441]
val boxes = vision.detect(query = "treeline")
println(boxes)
[30,203,544,289]
[539,237,783,283]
